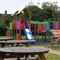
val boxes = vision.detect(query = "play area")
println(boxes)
[1,0,60,59]
[9,8,36,43]
[0,7,60,60]
[9,7,60,44]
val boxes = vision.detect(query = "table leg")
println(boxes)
[0,55,4,60]
[31,54,35,57]
[38,53,46,60]
[11,44,14,47]
[25,55,29,60]
[25,43,29,47]
[16,43,20,47]
[1,44,5,47]
[17,55,20,60]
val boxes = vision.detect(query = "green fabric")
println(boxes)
[28,21,49,24]
[10,22,12,30]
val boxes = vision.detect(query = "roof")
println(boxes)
[16,8,31,16]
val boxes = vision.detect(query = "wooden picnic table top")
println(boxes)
[0,47,49,54]
[0,37,14,41]
[0,40,35,43]
[0,40,35,47]
[0,47,49,60]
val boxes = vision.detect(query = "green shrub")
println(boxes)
[0,21,7,36]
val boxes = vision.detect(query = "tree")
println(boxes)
[27,6,40,21]
[41,1,60,21]
[4,15,12,27]
[26,5,48,21]
[42,2,58,10]
[0,20,7,36]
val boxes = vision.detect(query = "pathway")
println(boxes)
[31,46,60,56]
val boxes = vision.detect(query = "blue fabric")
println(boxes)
[48,30,54,36]
[45,24,49,30]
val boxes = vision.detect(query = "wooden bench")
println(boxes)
[5,56,37,60]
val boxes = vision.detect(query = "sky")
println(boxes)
[0,0,60,14]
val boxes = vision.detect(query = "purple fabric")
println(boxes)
[54,22,59,30]
[16,21,20,29]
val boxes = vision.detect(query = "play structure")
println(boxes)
[29,20,60,41]
[9,7,60,44]
[29,21,49,40]
[10,19,50,41]
[10,8,36,43]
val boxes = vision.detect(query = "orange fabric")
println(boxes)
[58,38,60,40]
[16,33,20,40]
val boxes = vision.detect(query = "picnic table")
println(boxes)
[0,40,35,47]
[0,47,49,60]
[0,37,14,41]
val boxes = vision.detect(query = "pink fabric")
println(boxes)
[54,22,59,30]
[16,21,20,30]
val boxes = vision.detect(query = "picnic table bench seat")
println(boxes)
[4,56,37,60]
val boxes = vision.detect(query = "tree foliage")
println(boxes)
[0,21,7,35]
[26,1,60,21]
[41,1,60,21]
[42,2,58,10]
[26,5,48,21]
[27,6,40,21]
[4,15,12,26]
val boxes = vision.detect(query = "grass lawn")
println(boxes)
[0,36,10,37]
[45,53,60,60]
[44,45,60,52]
[35,53,60,60]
